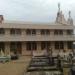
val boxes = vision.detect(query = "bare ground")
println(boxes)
[0,56,31,75]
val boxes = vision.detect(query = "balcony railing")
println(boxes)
[0,34,75,41]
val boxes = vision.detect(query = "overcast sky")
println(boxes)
[0,0,75,23]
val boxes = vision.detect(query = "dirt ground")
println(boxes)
[0,56,31,75]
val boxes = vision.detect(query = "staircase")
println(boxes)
[24,55,63,75]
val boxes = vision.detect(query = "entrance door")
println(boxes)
[10,42,22,54]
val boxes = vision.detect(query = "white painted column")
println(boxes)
[5,29,10,36]
[36,29,41,36]
[36,30,41,52]
[5,29,10,56]
[63,30,67,35]
[22,42,26,55]
[22,29,26,36]
[64,42,67,51]
[37,42,41,51]
[5,42,10,56]
[50,30,54,36]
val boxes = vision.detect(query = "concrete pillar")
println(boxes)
[5,29,10,36]
[36,29,40,36]
[22,29,26,36]
[50,30,54,35]
[63,30,67,35]
[5,42,10,56]
[22,42,26,55]
[37,42,41,51]
[64,42,67,51]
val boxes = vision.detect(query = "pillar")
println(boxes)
[64,42,67,51]
[22,42,26,55]
[50,30,54,35]
[5,29,10,36]
[22,29,26,36]
[37,42,41,51]
[36,29,41,36]
[63,30,67,35]
[5,42,10,56]
[36,30,41,51]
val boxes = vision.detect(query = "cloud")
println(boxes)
[0,0,74,23]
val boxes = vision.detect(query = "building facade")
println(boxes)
[0,5,75,56]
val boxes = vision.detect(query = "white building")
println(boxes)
[0,4,74,56]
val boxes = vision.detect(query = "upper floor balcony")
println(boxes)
[0,34,75,42]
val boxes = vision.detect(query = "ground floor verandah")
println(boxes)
[0,41,73,56]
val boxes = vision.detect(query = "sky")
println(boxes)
[0,0,75,23]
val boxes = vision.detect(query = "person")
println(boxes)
[68,53,73,65]
[46,48,52,56]
[47,47,54,65]
[57,54,61,69]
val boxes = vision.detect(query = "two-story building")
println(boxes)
[0,4,75,56]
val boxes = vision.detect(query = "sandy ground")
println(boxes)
[0,56,31,75]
